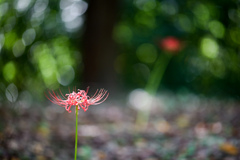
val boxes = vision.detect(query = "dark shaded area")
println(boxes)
[82,0,119,90]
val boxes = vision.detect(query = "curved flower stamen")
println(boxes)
[88,89,109,105]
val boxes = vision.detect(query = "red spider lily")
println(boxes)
[46,87,109,113]
[159,36,182,53]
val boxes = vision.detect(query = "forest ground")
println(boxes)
[0,93,240,160]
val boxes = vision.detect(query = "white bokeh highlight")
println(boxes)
[128,89,152,111]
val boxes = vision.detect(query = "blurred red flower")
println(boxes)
[46,87,109,113]
[159,36,182,53]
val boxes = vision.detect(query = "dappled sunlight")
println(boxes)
[5,83,18,102]
[200,37,219,59]
[14,0,32,13]
[3,61,16,82]
[60,0,87,32]
[12,40,25,57]
[22,28,36,46]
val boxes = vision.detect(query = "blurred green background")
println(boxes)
[1,0,240,103]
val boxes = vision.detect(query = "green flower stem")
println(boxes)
[74,105,78,160]
[145,53,172,95]
[136,54,172,129]
[135,109,148,130]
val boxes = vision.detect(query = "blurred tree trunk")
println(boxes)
[82,0,119,90]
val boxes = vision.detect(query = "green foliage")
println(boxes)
[0,0,81,100]
[114,0,240,97]
[0,0,240,102]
